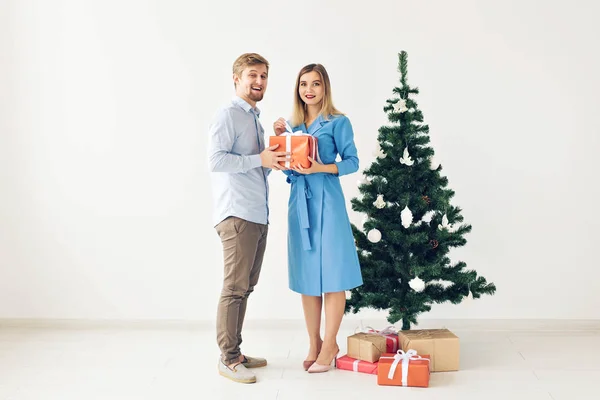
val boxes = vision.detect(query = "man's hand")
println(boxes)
[260,144,291,170]
[273,118,287,136]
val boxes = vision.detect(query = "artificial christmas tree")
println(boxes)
[346,51,496,330]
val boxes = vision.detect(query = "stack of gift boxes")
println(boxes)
[337,326,460,388]
[266,134,459,388]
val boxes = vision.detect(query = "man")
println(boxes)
[208,53,289,384]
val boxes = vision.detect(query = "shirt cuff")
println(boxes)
[248,154,262,170]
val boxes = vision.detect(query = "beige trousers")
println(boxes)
[215,216,268,364]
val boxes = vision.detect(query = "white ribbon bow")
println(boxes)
[377,325,399,336]
[354,325,399,352]
[355,324,397,335]
[280,130,321,167]
[382,349,429,386]
[284,120,294,133]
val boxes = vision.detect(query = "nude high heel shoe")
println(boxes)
[303,340,323,371]
[307,348,339,374]
[303,360,316,371]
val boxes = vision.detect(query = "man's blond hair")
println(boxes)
[232,53,269,87]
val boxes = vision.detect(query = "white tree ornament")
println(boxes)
[409,276,425,292]
[394,99,408,113]
[399,147,414,166]
[463,289,473,304]
[401,205,413,228]
[367,229,382,243]
[438,214,455,232]
[429,155,440,170]
[373,194,386,209]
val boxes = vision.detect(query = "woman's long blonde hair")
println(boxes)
[290,64,343,127]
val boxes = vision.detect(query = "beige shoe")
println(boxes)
[307,347,339,374]
[241,355,267,368]
[218,359,256,384]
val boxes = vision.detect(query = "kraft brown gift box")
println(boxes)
[398,329,459,372]
[347,332,387,363]
[268,134,318,169]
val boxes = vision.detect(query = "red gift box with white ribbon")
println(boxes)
[336,355,378,375]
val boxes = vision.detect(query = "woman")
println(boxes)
[273,64,363,373]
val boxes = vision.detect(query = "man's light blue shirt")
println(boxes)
[208,96,270,227]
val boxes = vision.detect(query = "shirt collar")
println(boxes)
[232,96,260,117]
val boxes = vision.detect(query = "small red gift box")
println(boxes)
[377,350,430,387]
[268,133,318,169]
[336,355,378,375]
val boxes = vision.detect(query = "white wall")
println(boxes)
[1,0,599,322]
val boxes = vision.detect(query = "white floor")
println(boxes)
[0,321,598,400]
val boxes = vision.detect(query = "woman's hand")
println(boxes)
[273,117,287,136]
[292,157,322,174]
[293,157,339,175]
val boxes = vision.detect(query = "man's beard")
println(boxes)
[248,89,264,102]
